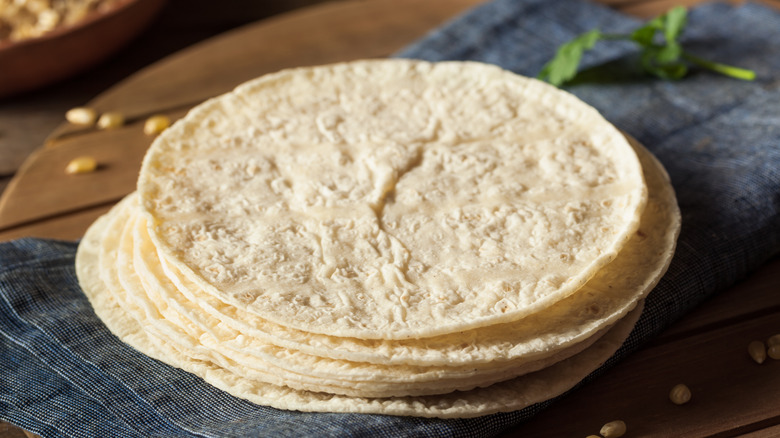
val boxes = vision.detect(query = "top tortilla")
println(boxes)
[137,59,647,339]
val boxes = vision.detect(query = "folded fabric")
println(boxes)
[1,1,779,437]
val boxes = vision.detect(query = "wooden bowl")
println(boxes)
[0,0,167,99]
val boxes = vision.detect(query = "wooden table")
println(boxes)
[1,0,779,437]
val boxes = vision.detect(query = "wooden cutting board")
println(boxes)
[1,1,779,437]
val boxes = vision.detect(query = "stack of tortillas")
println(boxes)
[76,59,680,418]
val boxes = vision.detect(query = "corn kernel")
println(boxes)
[748,340,767,364]
[65,156,97,175]
[769,344,780,360]
[144,114,171,136]
[669,383,692,405]
[65,107,97,126]
[97,112,124,130]
[767,334,780,347]
[600,420,626,438]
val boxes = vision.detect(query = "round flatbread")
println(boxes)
[76,135,677,399]
[125,136,677,370]
[77,212,644,417]
[137,59,648,339]
[96,194,612,397]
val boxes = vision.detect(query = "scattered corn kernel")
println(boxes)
[65,107,97,126]
[144,114,171,136]
[599,420,626,438]
[769,344,780,360]
[669,383,692,405]
[97,111,124,130]
[65,156,97,174]
[749,340,767,364]
[586,435,601,438]
[600,420,626,438]
[768,334,780,347]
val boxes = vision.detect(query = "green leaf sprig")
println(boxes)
[538,6,756,87]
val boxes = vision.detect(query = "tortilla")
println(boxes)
[75,59,679,416]
[101,195,612,397]
[77,214,643,416]
[130,135,677,369]
[137,59,648,339]
[76,136,676,398]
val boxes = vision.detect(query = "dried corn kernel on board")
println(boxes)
[1,0,779,437]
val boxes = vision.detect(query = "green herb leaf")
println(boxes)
[630,15,664,46]
[637,6,687,79]
[641,48,688,80]
[641,42,686,80]
[537,29,602,86]
[662,6,687,43]
[538,6,755,86]
[630,24,658,46]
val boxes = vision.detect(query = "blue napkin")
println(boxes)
[2,1,779,436]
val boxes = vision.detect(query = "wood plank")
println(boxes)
[507,310,780,437]
[0,177,10,197]
[0,107,188,230]
[656,257,780,340]
[501,255,779,437]
[0,0,166,174]
[0,424,27,438]
[0,204,113,242]
[739,423,780,438]
[0,101,67,176]
[621,0,780,17]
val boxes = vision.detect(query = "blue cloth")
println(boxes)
[2,1,779,436]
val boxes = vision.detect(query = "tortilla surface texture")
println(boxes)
[137,59,648,339]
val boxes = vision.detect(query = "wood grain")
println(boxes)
[0,107,188,230]
[0,204,112,242]
[517,311,780,437]
[621,0,779,17]
[0,424,26,438]
[740,423,780,438]
[657,259,780,340]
